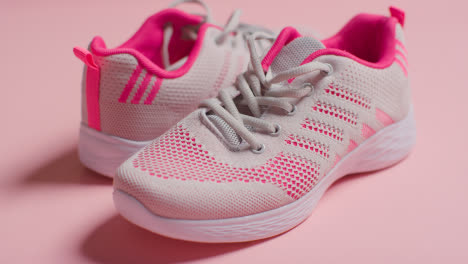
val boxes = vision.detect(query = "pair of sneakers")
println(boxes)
[74,1,415,243]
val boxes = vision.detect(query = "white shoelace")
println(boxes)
[202,33,333,153]
[162,0,272,70]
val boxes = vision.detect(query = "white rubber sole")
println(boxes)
[113,109,416,243]
[78,124,152,178]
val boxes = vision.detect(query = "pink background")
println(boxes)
[1,0,468,263]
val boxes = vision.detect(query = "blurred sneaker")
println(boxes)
[73,0,273,177]
[114,6,415,242]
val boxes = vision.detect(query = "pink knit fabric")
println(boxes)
[132,125,320,200]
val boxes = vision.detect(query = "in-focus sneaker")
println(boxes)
[73,0,272,177]
[114,7,415,242]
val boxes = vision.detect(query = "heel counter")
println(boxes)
[73,46,101,131]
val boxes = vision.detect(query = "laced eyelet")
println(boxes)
[231,39,238,49]
[215,33,228,46]
[215,37,223,46]
[287,105,297,116]
[302,83,315,97]
[323,63,334,76]
[251,144,266,154]
[270,124,281,136]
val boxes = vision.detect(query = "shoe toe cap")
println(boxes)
[114,160,293,220]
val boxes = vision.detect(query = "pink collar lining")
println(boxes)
[90,9,221,79]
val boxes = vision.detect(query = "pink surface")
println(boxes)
[1,0,467,263]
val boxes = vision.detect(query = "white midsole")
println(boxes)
[78,124,152,178]
[113,108,416,243]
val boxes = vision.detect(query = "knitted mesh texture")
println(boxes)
[270,36,325,75]
[204,36,325,146]
[131,125,320,201]
[331,58,410,123]
[116,33,411,220]
[207,114,242,145]
[95,28,247,141]
[115,161,293,220]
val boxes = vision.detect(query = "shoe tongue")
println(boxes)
[262,27,326,76]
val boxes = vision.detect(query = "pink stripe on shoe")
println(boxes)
[144,78,163,105]
[394,58,408,76]
[395,39,407,54]
[361,124,376,139]
[347,140,358,153]
[333,154,341,167]
[131,72,152,104]
[376,108,394,126]
[86,67,101,130]
[73,47,101,131]
[395,49,408,65]
[119,65,142,103]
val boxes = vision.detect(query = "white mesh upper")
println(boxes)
[95,27,249,141]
